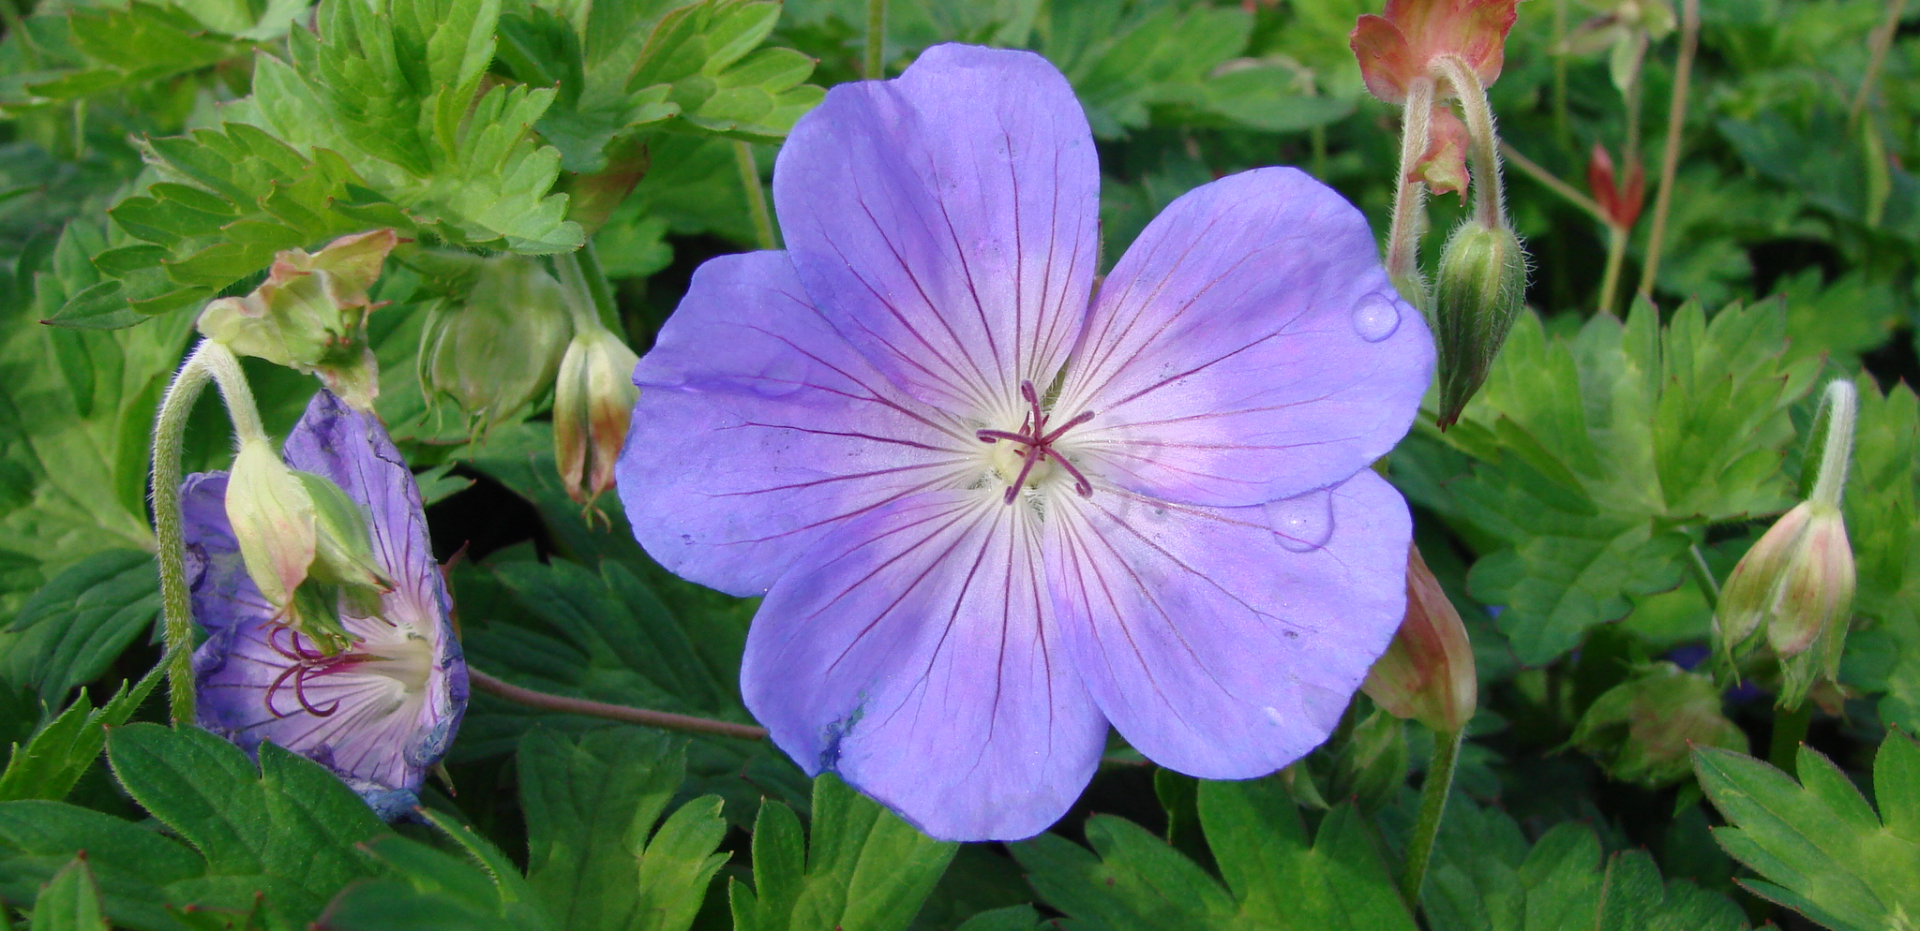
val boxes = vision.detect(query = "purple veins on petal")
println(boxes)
[619,43,1435,842]
[187,390,465,816]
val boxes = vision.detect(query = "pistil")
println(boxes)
[977,380,1096,504]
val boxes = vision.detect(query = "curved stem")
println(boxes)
[1402,727,1462,908]
[734,140,779,251]
[1810,380,1858,511]
[1501,142,1609,223]
[1638,0,1700,297]
[1433,56,1508,230]
[469,668,770,741]
[1385,77,1436,309]
[863,0,887,79]
[153,355,211,723]
[1687,542,1720,609]
[151,340,270,722]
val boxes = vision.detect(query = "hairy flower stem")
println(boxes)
[152,339,267,722]
[864,0,888,78]
[470,667,771,740]
[1385,77,1436,308]
[1402,727,1462,908]
[1638,0,1700,298]
[1433,57,1508,230]
[734,141,779,250]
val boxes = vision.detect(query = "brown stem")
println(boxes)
[469,668,770,740]
[1500,142,1609,223]
[1850,0,1909,129]
[1638,0,1700,298]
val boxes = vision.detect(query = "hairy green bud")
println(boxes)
[1432,220,1527,427]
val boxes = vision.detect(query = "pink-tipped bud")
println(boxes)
[1572,662,1747,788]
[197,230,398,410]
[1715,380,1858,708]
[226,438,317,608]
[554,326,640,506]
[1363,544,1478,734]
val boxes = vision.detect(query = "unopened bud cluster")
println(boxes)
[1716,380,1859,710]
[1350,0,1529,426]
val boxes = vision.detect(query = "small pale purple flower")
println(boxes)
[184,390,467,820]
[617,44,1434,841]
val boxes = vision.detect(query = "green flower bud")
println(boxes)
[197,230,398,410]
[226,437,317,608]
[292,470,393,596]
[1571,662,1747,788]
[1432,219,1527,428]
[1363,544,1478,734]
[419,255,573,429]
[554,325,640,506]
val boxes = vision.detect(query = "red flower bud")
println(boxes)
[1587,144,1646,229]
[1363,544,1478,733]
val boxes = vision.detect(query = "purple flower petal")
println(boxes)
[741,490,1105,842]
[181,472,273,636]
[618,252,981,597]
[1042,470,1411,778]
[282,391,446,629]
[191,391,466,807]
[773,43,1100,415]
[1055,168,1433,508]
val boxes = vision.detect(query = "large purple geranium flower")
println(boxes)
[183,390,467,820]
[617,44,1433,841]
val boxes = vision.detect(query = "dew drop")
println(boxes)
[1266,489,1334,552]
[1350,293,1400,342]
[1262,706,1285,726]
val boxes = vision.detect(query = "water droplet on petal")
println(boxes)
[1263,706,1285,726]
[1351,293,1401,342]
[1267,489,1334,552]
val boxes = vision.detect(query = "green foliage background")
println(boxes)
[1,0,1919,928]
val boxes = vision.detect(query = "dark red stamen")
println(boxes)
[262,624,378,719]
[976,380,1096,504]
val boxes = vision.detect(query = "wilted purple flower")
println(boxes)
[618,44,1433,841]
[184,390,467,819]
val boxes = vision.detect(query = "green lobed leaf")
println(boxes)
[731,773,958,931]
[1693,731,1920,931]
[28,855,107,931]
[247,0,584,254]
[1422,300,1819,663]
[1,551,159,705]
[0,666,161,803]
[1014,776,1416,930]
[520,727,727,931]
